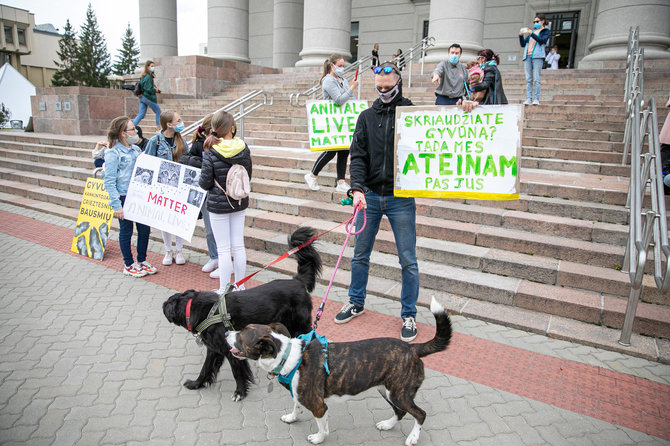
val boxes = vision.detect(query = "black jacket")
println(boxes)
[180,137,204,168]
[198,141,252,214]
[472,64,508,105]
[349,94,413,196]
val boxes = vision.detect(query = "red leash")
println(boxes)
[232,206,365,289]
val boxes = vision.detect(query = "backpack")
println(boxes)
[133,81,142,97]
[214,164,250,206]
[93,147,122,179]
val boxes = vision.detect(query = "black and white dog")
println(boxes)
[162,226,321,401]
[226,297,452,445]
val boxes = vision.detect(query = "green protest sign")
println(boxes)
[306,100,368,151]
[394,105,523,200]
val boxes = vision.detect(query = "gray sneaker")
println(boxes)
[334,303,364,324]
[401,316,417,342]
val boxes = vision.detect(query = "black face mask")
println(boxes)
[232,126,237,138]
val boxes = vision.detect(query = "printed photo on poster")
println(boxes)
[157,161,180,187]
[183,167,199,186]
[134,167,154,185]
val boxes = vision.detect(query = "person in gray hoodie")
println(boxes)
[431,43,469,105]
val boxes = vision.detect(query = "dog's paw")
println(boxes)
[281,413,298,424]
[404,422,421,445]
[183,379,204,390]
[307,433,326,444]
[231,391,246,402]
[376,415,398,431]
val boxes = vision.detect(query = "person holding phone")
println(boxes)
[519,14,550,105]
[304,53,359,193]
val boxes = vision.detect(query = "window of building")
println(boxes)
[423,20,429,39]
[350,21,359,62]
[17,28,26,45]
[4,26,13,44]
[0,52,11,66]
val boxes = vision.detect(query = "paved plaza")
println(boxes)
[0,201,669,445]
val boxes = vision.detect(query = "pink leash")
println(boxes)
[313,202,366,330]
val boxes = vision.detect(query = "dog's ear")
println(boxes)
[269,322,290,337]
[258,336,280,358]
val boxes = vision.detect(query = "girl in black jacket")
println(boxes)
[198,111,252,293]
[471,49,508,105]
[181,114,220,278]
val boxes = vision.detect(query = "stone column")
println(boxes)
[295,0,351,67]
[424,0,485,63]
[208,0,250,62]
[272,0,304,67]
[139,0,178,59]
[580,0,670,66]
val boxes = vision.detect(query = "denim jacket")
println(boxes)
[519,28,550,61]
[144,131,189,161]
[103,141,142,210]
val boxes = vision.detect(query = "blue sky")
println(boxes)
[5,0,206,59]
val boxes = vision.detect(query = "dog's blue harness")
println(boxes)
[277,330,330,397]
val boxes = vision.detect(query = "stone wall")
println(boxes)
[30,87,142,136]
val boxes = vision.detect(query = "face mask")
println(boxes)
[534,22,541,29]
[332,65,345,77]
[376,79,401,104]
[126,134,140,145]
[149,66,155,72]
[173,122,185,133]
[448,54,459,64]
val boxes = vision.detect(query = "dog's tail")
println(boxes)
[412,297,452,358]
[289,226,322,293]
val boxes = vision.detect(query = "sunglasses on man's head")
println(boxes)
[373,66,395,74]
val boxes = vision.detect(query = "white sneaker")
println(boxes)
[523,99,532,105]
[532,99,540,105]
[304,173,320,191]
[209,267,220,279]
[162,251,173,266]
[202,258,218,273]
[174,250,186,265]
[335,182,350,193]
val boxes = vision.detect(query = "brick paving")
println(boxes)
[1,206,669,445]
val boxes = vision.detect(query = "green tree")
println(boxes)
[113,23,140,75]
[51,19,79,86]
[76,3,111,87]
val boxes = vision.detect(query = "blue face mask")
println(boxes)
[332,65,345,77]
[448,54,459,65]
[149,66,155,72]
[534,22,541,29]
[173,122,184,133]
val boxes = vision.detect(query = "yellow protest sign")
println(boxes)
[306,100,368,151]
[393,104,523,200]
[71,178,114,260]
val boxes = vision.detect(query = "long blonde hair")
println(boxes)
[159,110,186,161]
[203,110,235,151]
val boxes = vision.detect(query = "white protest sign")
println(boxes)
[306,99,368,151]
[123,153,206,242]
[394,104,523,200]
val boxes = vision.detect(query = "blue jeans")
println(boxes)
[133,95,162,126]
[524,57,543,101]
[201,206,218,260]
[349,190,419,319]
[117,195,151,267]
[435,95,460,105]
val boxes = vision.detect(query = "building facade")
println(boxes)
[139,0,670,69]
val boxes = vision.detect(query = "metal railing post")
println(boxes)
[421,40,426,75]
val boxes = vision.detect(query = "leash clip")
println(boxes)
[193,333,203,347]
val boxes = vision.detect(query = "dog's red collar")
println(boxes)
[186,298,193,331]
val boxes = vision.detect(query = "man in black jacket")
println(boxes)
[334,62,477,342]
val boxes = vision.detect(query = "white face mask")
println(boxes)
[126,134,140,145]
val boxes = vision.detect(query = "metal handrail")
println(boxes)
[619,36,670,344]
[289,36,436,106]
[180,90,274,139]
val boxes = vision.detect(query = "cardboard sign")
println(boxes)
[394,104,523,200]
[71,178,114,260]
[122,154,206,242]
[306,100,368,151]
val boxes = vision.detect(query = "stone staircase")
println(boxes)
[2,63,669,359]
